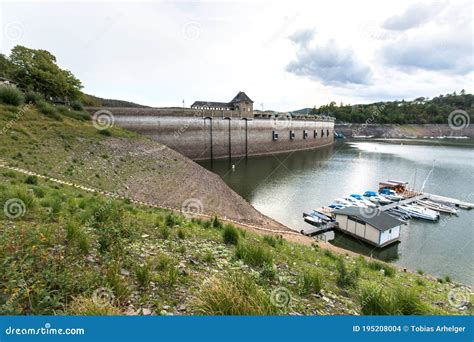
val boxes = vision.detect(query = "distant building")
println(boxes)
[191,91,254,115]
[333,207,402,247]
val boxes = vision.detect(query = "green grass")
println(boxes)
[222,225,239,245]
[300,267,323,294]
[235,241,273,267]
[192,272,277,315]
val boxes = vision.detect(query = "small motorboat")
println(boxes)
[328,203,345,210]
[333,198,352,206]
[417,199,459,215]
[397,204,439,221]
[379,188,404,201]
[311,209,334,222]
[303,212,323,226]
[349,194,377,207]
[343,196,366,207]
[364,191,392,204]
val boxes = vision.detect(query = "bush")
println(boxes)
[177,228,186,239]
[0,86,24,105]
[235,242,272,267]
[24,175,38,185]
[367,260,396,277]
[135,263,151,288]
[212,215,223,229]
[36,100,62,120]
[192,272,277,315]
[336,259,359,288]
[358,282,395,315]
[222,225,239,245]
[358,282,432,315]
[300,268,323,294]
[25,91,43,104]
[71,100,84,111]
[263,235,283,248]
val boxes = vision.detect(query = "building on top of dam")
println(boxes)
[191,91,253,117]
[86,90,335,160]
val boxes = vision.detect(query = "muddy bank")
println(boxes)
[335,123,474,139]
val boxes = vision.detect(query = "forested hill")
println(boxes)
[80,93,149,108]
[310,92,473,124]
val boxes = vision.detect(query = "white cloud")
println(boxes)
[0,0,472,110]
[382,2,446,31]
[286,37,372,85]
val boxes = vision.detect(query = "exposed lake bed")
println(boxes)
[199,140,474,284]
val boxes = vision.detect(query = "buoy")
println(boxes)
[232,164,235,171]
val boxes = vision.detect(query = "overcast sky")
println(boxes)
[1,0,472,110]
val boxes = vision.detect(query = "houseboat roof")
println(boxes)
[333,207,403,232]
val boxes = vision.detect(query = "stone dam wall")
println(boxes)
[87,107,335,160]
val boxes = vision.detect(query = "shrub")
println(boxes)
[367,260,396,277]
[323,249,339,261]
[358,282,432,315]
[394,287,432,315]
[165,213,180,227]
[300,268,323,294]
[36,100,62,120]
[192,272,277,315]
[24,175,38,185]
[336,259,359,288]
[71,100,84,111]
[235,242,272,267]
[444,275,451,283]
[0,86,24,105]
[177,228,186,239]
[99,129,111,136]
[417,269,424,275]
[358,282,395,315]
[222,225,239,245]
[135,263,151,288]
[263,235,283,248]
[159,225,170,240]
[65,222,90,254]
[25,91,43,104]
[212,215,223,229]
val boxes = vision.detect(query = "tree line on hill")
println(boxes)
[310,92,473,124]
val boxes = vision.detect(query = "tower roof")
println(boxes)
[230,91,253,104]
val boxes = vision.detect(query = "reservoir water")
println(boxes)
[199,141,474,284]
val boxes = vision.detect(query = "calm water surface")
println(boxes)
[199,141,474,284]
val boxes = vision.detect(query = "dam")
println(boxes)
[87,92,335,160]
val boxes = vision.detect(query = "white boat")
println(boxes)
[397,204,439,221]
[334,198,352,206]
[364,191,392,205]
[343,197,366,207]
[417,200,459,215]
[379,188,404,201]
[349,194,377,207]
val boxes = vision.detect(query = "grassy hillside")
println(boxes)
[0,103,284,230]
[0,103,472,316]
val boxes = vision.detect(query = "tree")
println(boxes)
[9,45,82,100]
[0,54,14,78]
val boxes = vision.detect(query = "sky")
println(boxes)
[0,0,473,110]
